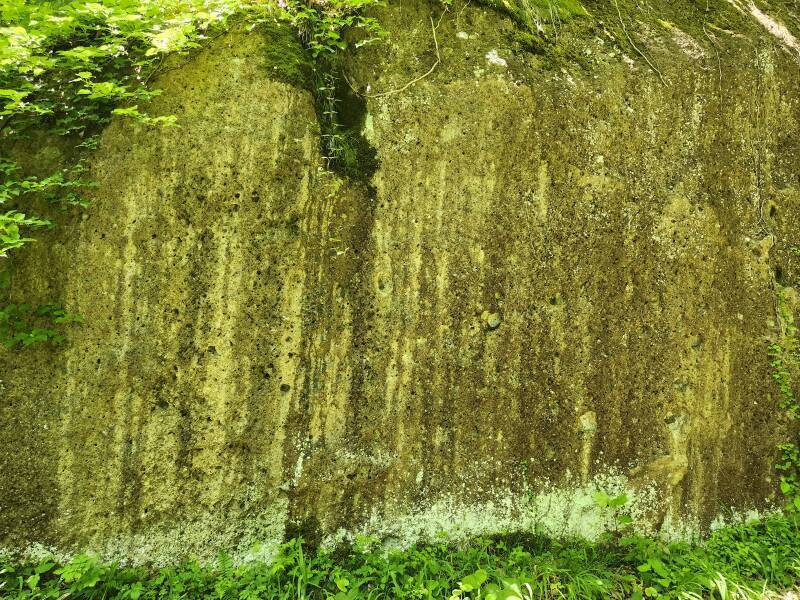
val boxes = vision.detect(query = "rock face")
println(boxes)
[2,0,800,564]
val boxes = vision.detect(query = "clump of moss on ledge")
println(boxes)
[474,0,589,52]
[476,0,789,68]
[2,516,800,599]
[260,21,315,89]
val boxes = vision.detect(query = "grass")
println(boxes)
[1,515,800,598]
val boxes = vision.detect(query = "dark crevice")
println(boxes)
[311,58,379,183]
[259,20,379,183]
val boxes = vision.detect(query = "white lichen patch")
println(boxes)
[727,0,800,53]
[104,497,288,566]
[362,112,374,141]
[0,542,73,566]
[322,471,707,552]
[485,49,508,68]
[4,497,290,568]
[708,507,780,532]
[670,28,705,60]
[747,2,800,53]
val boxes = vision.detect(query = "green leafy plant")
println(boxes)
[593,490,634,537]
[278,0,384,59]
[0,0,253,348]
[271,0,384,176]
[1,0,250,264]
[449,568,488,599]
[778,441,800,513]
[2,516,799,599]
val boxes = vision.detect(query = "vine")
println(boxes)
[0,0,249,346]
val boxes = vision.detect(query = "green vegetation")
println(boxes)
[478,0,587,50]
[772,289,800,512]
[0,0,382,258]
[275,0,382,177]
[0,302,82,348]
[2,516,800,599]
[0,0,250,344]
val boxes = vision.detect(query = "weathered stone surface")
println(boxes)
[1,0,800,563]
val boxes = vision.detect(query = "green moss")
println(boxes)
[257,17,378,181]
[476,0,779,64]
[308,58,379,182]
[328,73,379,181]
[490,0,587,23]
[582,0,766,50]
[260,21,313,88]
[480,0,588,52]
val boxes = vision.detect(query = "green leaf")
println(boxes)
[460,569,488,590]
[334,576,349,591]
[593,491,611,508]
[609,493,629,508]
[26,573,40,590]
[648,559,669,578]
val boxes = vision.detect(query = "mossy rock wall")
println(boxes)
[1,0,800,564]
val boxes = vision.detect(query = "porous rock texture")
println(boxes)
[2,0,800,564]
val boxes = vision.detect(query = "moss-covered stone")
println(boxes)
[260,21,314,89]
[1,0,799,565]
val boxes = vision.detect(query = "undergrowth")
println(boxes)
[2,516,800,599]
